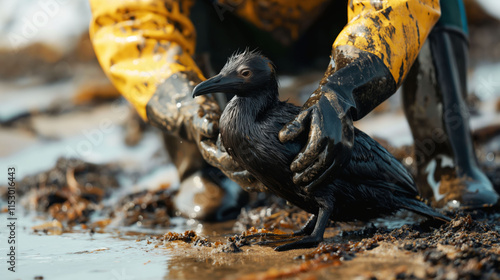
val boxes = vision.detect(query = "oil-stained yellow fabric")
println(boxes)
[89,0,204,120]
[89,0,440,120]
[333,0,441,85]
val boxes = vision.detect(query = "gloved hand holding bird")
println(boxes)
[192,50,450,251]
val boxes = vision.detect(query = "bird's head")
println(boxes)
[192,50,278,98]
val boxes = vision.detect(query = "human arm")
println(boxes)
[280,0,441,191]
[89,0,262,191]
[89,0,218,141]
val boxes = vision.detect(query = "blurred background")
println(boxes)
[0,0,173,185]
[0,1,499,279]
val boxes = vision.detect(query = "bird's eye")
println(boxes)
[240,69,252,78]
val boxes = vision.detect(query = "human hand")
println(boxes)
[146,72,220,142]
[198,135,267,193]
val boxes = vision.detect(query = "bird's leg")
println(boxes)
[274,206,333,251]
[292,214,317,236]
[240,215,317,249]
[242,232,295,240]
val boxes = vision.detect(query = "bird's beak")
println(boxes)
[192,74,240,98]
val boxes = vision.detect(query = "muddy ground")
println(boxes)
[160,210,500,280]
[1,153,500,279]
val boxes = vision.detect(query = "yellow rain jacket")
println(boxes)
[89,0,440,121]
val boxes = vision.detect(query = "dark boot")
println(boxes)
[403,28,499,208]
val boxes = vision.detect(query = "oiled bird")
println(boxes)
[192,50,450,251]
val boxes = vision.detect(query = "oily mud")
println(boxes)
[7,158,120,226]
[159,208,500,280]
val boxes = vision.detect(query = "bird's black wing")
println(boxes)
[339,128,418,196]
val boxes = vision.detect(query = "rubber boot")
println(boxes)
[403,28,499,208]
[163,133,248,221]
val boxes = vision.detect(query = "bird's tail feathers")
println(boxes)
[401,198,451,223]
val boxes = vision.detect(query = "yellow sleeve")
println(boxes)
[333,0,441,86]
[89,0,205,120]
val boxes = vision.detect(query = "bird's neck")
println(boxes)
[220,90,279,148]
[232,90,278,120]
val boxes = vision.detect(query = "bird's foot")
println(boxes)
[273,207,330,251]
[254,237,301,246]
[274,235,323,251]
[247,235,322,251]
[243,233,323,251]
[242,233,303,249]
[243,232,295,240]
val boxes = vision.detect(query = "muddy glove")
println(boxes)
[279,77,355,192]
[198,135,267,193]
[280,46,397,192]
[146,72,220,142]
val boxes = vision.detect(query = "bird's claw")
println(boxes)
[243,232,295,240]
[243,233,302,249]
[255,237,301,247]
[242,231,322,251]
[274,236,323,251]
